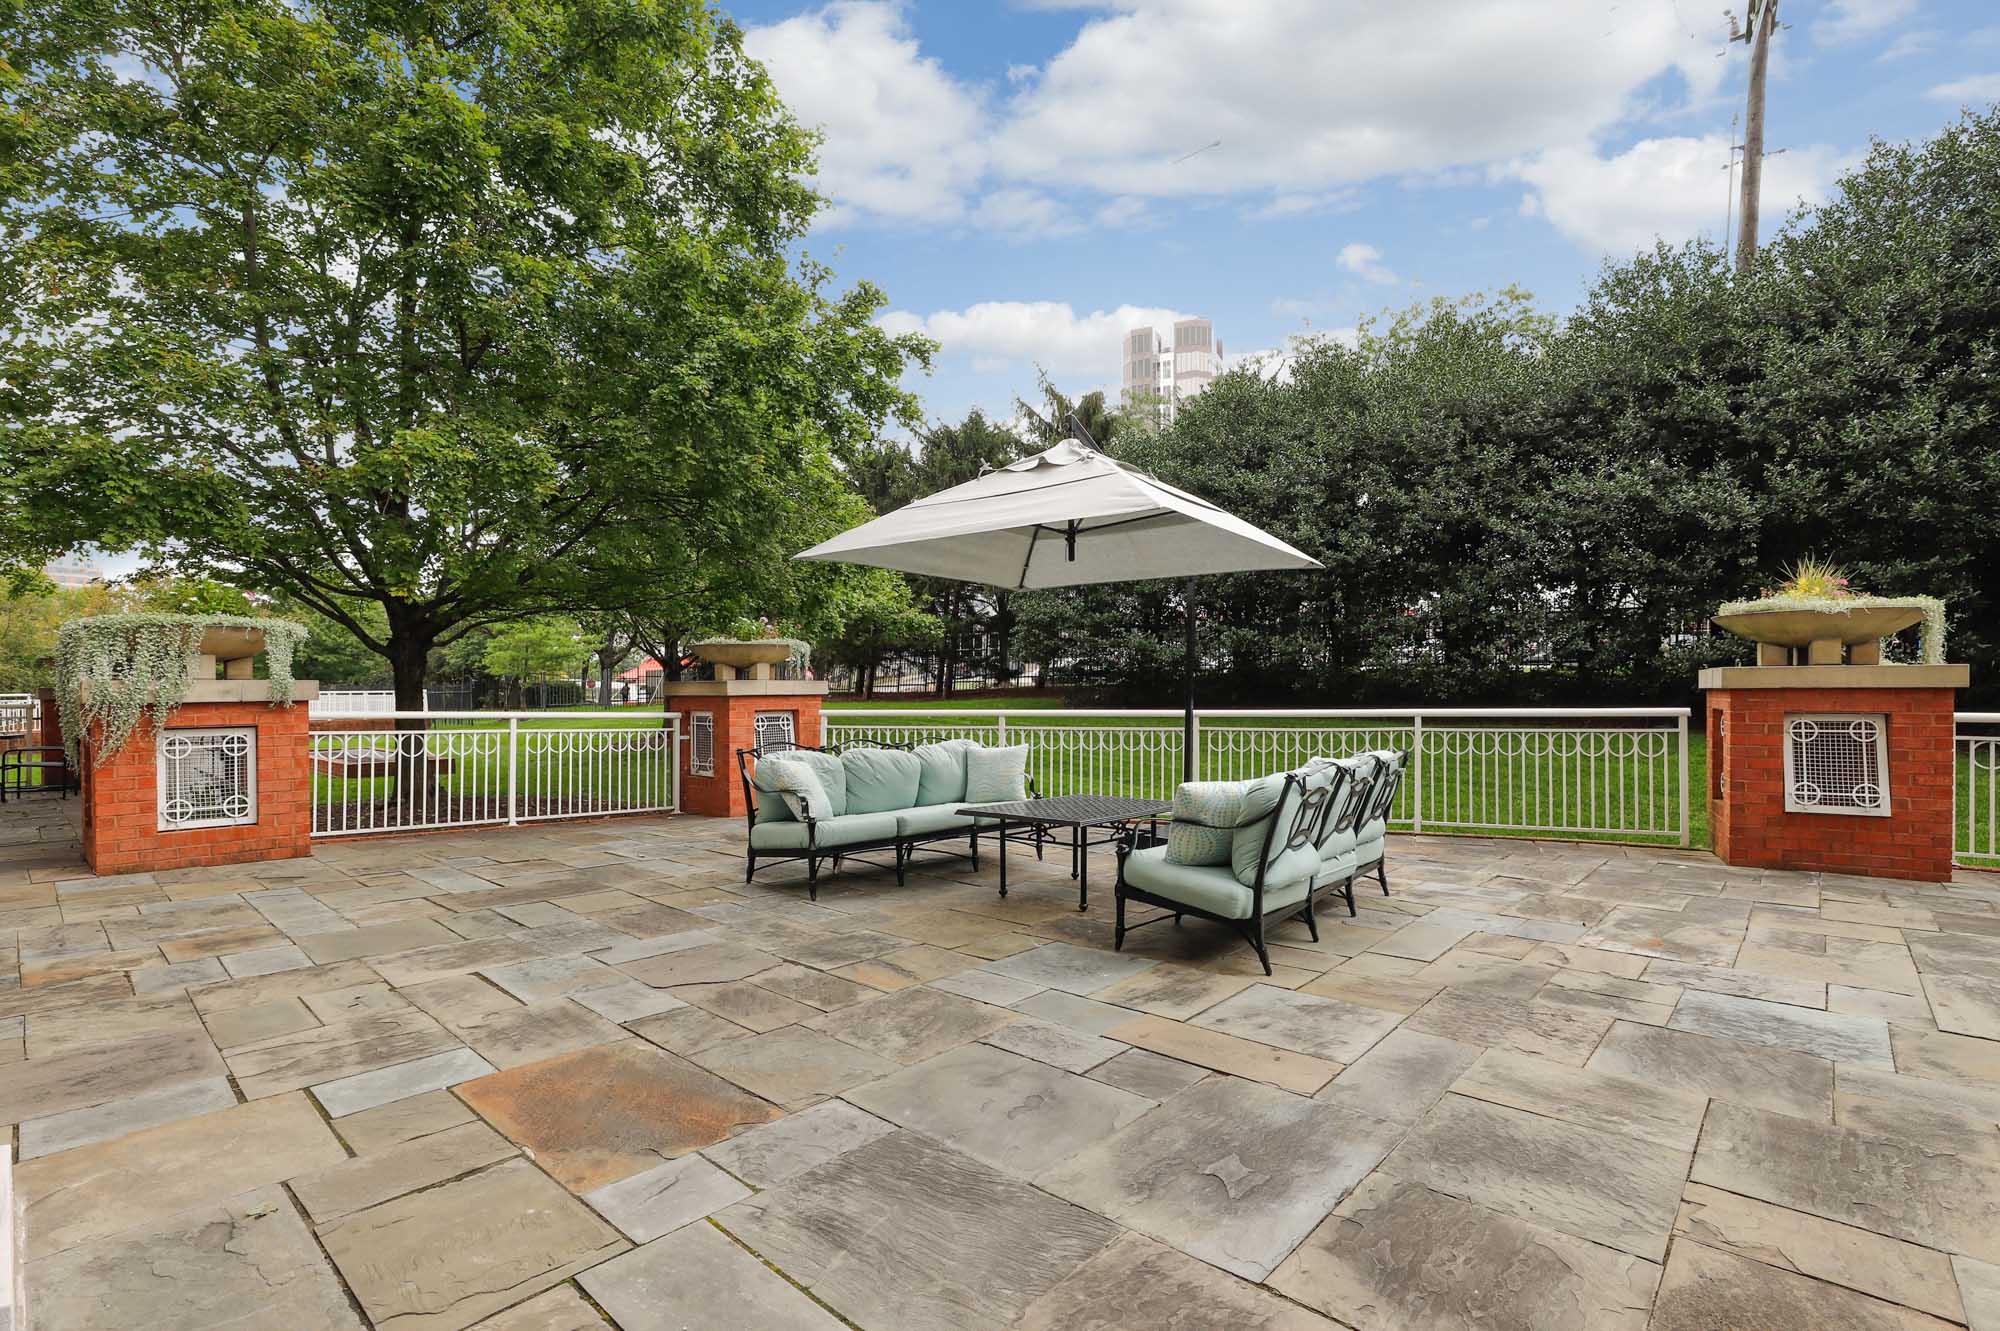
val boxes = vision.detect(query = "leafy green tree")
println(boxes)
[814,570,940,698]
[1015,370,1129,451]
[482,619,581,706]
[1,0,927,710]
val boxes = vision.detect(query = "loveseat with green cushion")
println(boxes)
[736,737,1031,899]
[1114,766,1343,975]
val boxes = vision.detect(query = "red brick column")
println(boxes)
[80,700,314,875]
[1704,668,1962,882]
[662,684,827,819]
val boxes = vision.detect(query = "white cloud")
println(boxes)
[1337,242,1398,285]
[987,0,1721,198]
[878,301,1191,382]
[1878,29,1939,61]
[1813,0,1919,45]
[1928,73,2000,104]
[742,2,987,225]
[747,0,1732,234]
[972,188,1084,238]
[1509,135,1849,255]
[1242,189,1361,221]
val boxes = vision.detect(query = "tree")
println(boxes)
[814,570,939,698]
[1,0,927,712]
[482,619,581,706]
[1015,371,1129,451]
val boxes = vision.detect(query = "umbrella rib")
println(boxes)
[1018,524,1042,589]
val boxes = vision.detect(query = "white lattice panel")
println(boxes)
[754,711,796,750]
[1785,714,1889,817]
[690,712,715,776]
[158,728,256,829]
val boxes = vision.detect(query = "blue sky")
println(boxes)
[718,0,2000,433]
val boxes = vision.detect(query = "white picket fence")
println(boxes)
[310,711,679,838]
[825,707,1693,845]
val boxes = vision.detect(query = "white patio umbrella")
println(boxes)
[795,437,1322,779]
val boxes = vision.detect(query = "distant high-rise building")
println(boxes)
[43,551,104,587]
[1120,317,1223,429]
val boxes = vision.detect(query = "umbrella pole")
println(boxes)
[1183,577,1196,784]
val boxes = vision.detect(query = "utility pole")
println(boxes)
[1731,0,1778,274]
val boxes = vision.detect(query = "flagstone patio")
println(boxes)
[6,794,2000,1330]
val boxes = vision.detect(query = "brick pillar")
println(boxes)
[1701,664,1965,882]
[78,686,318,875]
[660,681,828,819]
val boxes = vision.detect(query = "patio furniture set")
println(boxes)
[740,736,1407,973]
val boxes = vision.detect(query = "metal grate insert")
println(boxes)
[754,711,796,751]
[690,712,715,776]
[1785,714,1889,817]
[158,727,257,830]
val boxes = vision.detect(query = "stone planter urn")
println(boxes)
[195,624,268,680]
[688,639,796,681]
[1713,605,1925,667]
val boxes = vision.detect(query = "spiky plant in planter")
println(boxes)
[56,614,309,765]
[1716,559,1945,664]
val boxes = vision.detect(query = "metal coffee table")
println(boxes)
[957,794,1170,912]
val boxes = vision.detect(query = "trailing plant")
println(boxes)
[56,614,309,765]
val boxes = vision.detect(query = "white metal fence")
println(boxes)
[1958,714,2000,865]
[310,711,679,838]
[825,707,1692,845]
[310,690,402,718]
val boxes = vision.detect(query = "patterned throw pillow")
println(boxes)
[1166,780,1252,866]
[965,744,1029,803]
[753,755,833,821]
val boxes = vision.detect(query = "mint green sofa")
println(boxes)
[736,738,1028,900]
[1113,760,1374,975]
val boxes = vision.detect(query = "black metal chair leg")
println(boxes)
[1344,876,1357,916]
[1303,902,1320,942]
[744,854,755,884]
[1114,890,1127,951]
[1377,859,1391,895]
[806,856,820,902]
[895,843,906,886]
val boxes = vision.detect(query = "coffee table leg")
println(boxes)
[1077,826,1089,912]
[998,819,1008,898]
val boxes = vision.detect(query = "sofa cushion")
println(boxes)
[1123,844,1312,920]
[897,804,976,838]
[753,755,834,821]
[1229,774,1320,889]
[1165,779,1251,866]
[1317,823,1359,866]
[842,746,922,815]
[750,810,900,851]
[1356,823,1385,863]
[914,739,974,806]
[789,748,847,817]
[1317,847,1359,884]
[965,744,1029,803]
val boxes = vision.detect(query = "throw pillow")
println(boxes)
[753,755,834,821]
[965,744,1029,803]
[1166,779,1251,866]
[914,738,974,805]
[788,748,847,817]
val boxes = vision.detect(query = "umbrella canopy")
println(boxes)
[796,439,1322,783]
[795,439,1318,589]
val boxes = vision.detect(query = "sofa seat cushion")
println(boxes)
[1317,824,1358,866]
[1122,844,1312,921]
[897,804,976,838]
[914,739,975,806]
[750,811,900,851]
[842,746,922,814]
[1316,848,1359,884]
[1356,823,1385,861]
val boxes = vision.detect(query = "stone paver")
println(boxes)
[1382,1092,1688,1261]
[1649,1237,1958,1330]
[25,1185,365,1331]
[16,1091,345,1258]
[848,1041,1154,1176]
[10,808,2000,1331]
[805,982,1015,1064]
[578,1219,846,1331]
[1039,1076,1403,1280]
[701,1098,898,1188]
[456,1039,781,1192]
[582,1152,750,1241]
[293,1120,517,1222]
[1271,1173,1660,1331]
[319,1159,626,1331]
[688,1023,897,1109]
[1018,1229,1336,1330]
[720,1128,1120,1331]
